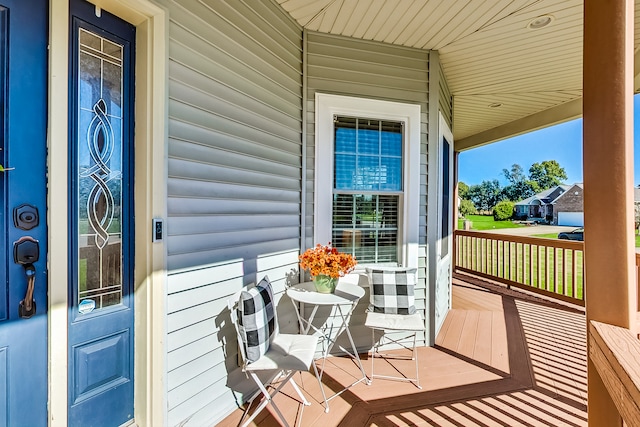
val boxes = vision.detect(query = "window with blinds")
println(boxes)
[332,116,403,264]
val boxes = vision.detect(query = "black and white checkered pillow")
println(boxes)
[238,276,277,363]
[367,267,417,315]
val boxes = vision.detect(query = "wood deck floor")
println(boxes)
[217,275,587,426]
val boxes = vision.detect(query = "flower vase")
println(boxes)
[312,274,338,293]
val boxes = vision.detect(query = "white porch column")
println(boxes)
[583,0,635,425]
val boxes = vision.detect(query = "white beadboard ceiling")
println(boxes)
[275,0,640,148]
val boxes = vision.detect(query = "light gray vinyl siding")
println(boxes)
[160,0,303,425]
[304,31,430,348]
[439,61,453,128]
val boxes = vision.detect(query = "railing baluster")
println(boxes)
[506,240,509,280]
[536,245,542,288]
[497,239,502,278]
[473,236,477,272]
[485,237,488,274]
[563,248,568,296]
[493,239,497,277]
[571,250,578,298]
[517,243,520,283]
[507,241,511,282]
[462,235,466,269]
[507,242,515,280]
[504,240,508,281]
[482,239,487,273]
[478,237,482,274]
[552,248,559,294]
[544,246,549,292]
[503,241,507,281]
[487,239,493,275]
[521,243,525,284]
[472,236,476,272]
[481,237,485,274]
[529,243,533,286]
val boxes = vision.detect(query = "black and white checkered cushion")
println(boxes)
[367,267,417,315]
[238,276,277,363]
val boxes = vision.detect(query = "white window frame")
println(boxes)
[314,93,420,268]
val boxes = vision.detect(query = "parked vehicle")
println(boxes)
[558,227,584,241]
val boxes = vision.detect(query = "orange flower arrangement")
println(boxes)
[299,243,357,279]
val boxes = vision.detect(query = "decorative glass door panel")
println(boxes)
[77,27,124,312]
[68,1,135,424]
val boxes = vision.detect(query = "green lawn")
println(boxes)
[457,215,525,231]
[532,233,558,239]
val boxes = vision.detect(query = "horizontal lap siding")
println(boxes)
[305,31,430,350]
[162,0,302,425]
[439,61,453,128]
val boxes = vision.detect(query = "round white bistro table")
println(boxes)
[286,281,369,412]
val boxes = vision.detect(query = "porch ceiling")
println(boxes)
[275,0,640,149]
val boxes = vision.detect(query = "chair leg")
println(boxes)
[311,359,330,412]
[288,373,310,406]
[369,329,421,389]
[370,327,376,385]
[242,371,297,427]
[412,332,421,389]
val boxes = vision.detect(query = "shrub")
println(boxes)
[493,200,515,221]
[459,199,477,217]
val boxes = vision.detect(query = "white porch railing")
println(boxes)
[454,230,584,306]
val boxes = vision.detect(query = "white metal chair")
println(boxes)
[228,276,321,427]
[364,267,423,389]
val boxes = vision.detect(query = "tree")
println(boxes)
[493,200,515,221]
[528,160,567,191]
[459,199,477,216]
[458,181,470,200]
[468,179,502,211]
[500,163,536,202]
[502,163,526,185]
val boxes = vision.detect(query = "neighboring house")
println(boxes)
[513,185,570,222]
[552,183,585,226]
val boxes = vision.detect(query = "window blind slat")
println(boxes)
[332,194,398,263]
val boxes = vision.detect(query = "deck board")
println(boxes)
[217,275,587,426]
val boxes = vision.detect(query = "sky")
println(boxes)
[458,94,640,187]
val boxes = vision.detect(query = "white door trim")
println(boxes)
[434,113,454,332]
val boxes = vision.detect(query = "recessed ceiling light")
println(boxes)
[527,15,554,30]
[488,102,502,108]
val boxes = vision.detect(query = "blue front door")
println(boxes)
[68,1,135,425]
[0,0,49,425]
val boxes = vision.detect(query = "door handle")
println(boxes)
[13,236,40,318]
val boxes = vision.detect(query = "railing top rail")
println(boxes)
[589,320,640,426]
[454,229,584,249]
